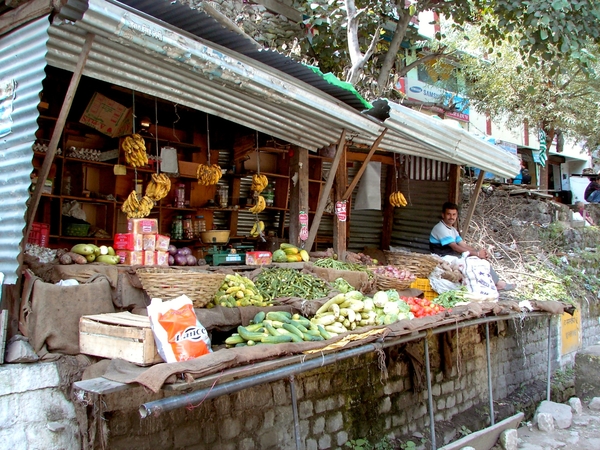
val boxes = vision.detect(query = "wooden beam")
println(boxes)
[24,33,95,246]
[346,151,394,165]
[333,146,347,261]
[448,164,461,205]
[304,130,346,251]
[462,170,485,238]
[289,146,308,247]
[0,0,53,36]
[342,128,387,201]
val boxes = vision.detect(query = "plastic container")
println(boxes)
[171,215,183,240]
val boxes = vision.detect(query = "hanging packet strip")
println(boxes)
[147,295,212,363]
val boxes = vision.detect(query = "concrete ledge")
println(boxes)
[439,412,524,450]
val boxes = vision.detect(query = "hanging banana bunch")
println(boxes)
[249,195,266,214]
[121,190,155,218]
[122,134,148,168]
[251,174,268,193]
[145,173,171,201]
[250,220,265,238]
[389,191,408,207]
[196,163,222,186]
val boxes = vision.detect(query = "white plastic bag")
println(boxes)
[147,295,212,363]
[463,257,498,300]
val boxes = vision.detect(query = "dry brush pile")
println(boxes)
[461,183,600,305]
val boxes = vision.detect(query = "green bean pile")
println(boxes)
[254,268,331,301]
[313,258,374,278]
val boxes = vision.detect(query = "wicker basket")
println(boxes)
[135,267,226,308]
[373,273,413,291]
[383,251,440,278]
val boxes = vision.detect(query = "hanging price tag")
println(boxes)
[335,200,347,222]
[299,211,309,242]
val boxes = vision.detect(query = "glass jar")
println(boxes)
[176,183,186,208]
[183,215,194,239]
[264,184,275,207]
[193,215,206,238]
[171,215,183,240]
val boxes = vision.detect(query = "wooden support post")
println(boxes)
[342,129,387,201]
[381,158,396,250]
[333,147,347,261]
[24,33,95,245]
[462,170,485,237]
[448,164,461,205]
[304,130,346,251]
[289,146,308,247]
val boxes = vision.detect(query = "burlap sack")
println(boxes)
[20,270,115,357]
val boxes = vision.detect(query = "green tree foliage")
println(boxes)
[292,0,600,99]
[441,24,600,153]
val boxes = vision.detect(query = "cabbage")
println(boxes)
[362,298,374,312]
[383,302,400,315]
[386,290,400,302]
[373,291,388,308]
[397,300,411,314]
[383,313,399,325]
[345,290,363,301]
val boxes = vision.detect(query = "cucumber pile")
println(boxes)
[225,311,331,347]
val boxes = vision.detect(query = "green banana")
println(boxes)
[96,255,120,265]
[71,243,96,256]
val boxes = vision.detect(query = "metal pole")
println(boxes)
[485,323,495,426]
[424,337,436,450]
[547,316,552,401]
[289,375,302,450]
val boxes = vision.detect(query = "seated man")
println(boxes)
[429,202,514,291]
[584,177,600,203]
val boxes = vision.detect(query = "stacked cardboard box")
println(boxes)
[114,219,170,265]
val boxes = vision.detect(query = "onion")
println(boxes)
[168,245,178,256]
[174,254,188,266]
[186,255,197,266]
[168,255,175,266]
[179,247,192,256]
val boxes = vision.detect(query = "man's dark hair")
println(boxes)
[442,202,459,212]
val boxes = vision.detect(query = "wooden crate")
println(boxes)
[79,312,163,366]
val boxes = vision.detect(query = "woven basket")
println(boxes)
[135,267,225,308]
[383,251,440,278]
[373,273,413,291]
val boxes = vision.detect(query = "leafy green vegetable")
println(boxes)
[433,287,469,308]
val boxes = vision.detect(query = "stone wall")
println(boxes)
[2,307,592,449]
[0,362,80,449]
[96,314,566,449]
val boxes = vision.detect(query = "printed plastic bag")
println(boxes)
[463,257,498,300]
[147,295,212,363]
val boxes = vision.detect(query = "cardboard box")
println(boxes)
[79,312,163,366]
[245,251,272,266]
[244,152,278,173]
[117,250,144,265]
[178,161,199,178]
[142,234,156,251]
[28,222,50,247]
[79,92,133,138]
[156,251,169,266]
[114,233,142,251]
[156,234,170,251]
[128,218,158,235]
[143,251,156,266]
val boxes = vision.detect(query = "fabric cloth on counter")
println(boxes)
[20,270,115,358]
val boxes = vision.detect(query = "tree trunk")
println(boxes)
[376,1,413,93]
[345,0,380,85]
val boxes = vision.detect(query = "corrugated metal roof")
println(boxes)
[50,0,521,178]
[111,0,370,111]
[0,17,50,283]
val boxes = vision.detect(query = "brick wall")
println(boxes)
[98,313,569,449]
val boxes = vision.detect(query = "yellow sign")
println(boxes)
[561,309,581,355]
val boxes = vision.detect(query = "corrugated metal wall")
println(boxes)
[0,17,50,284]
[348,156,451,254]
